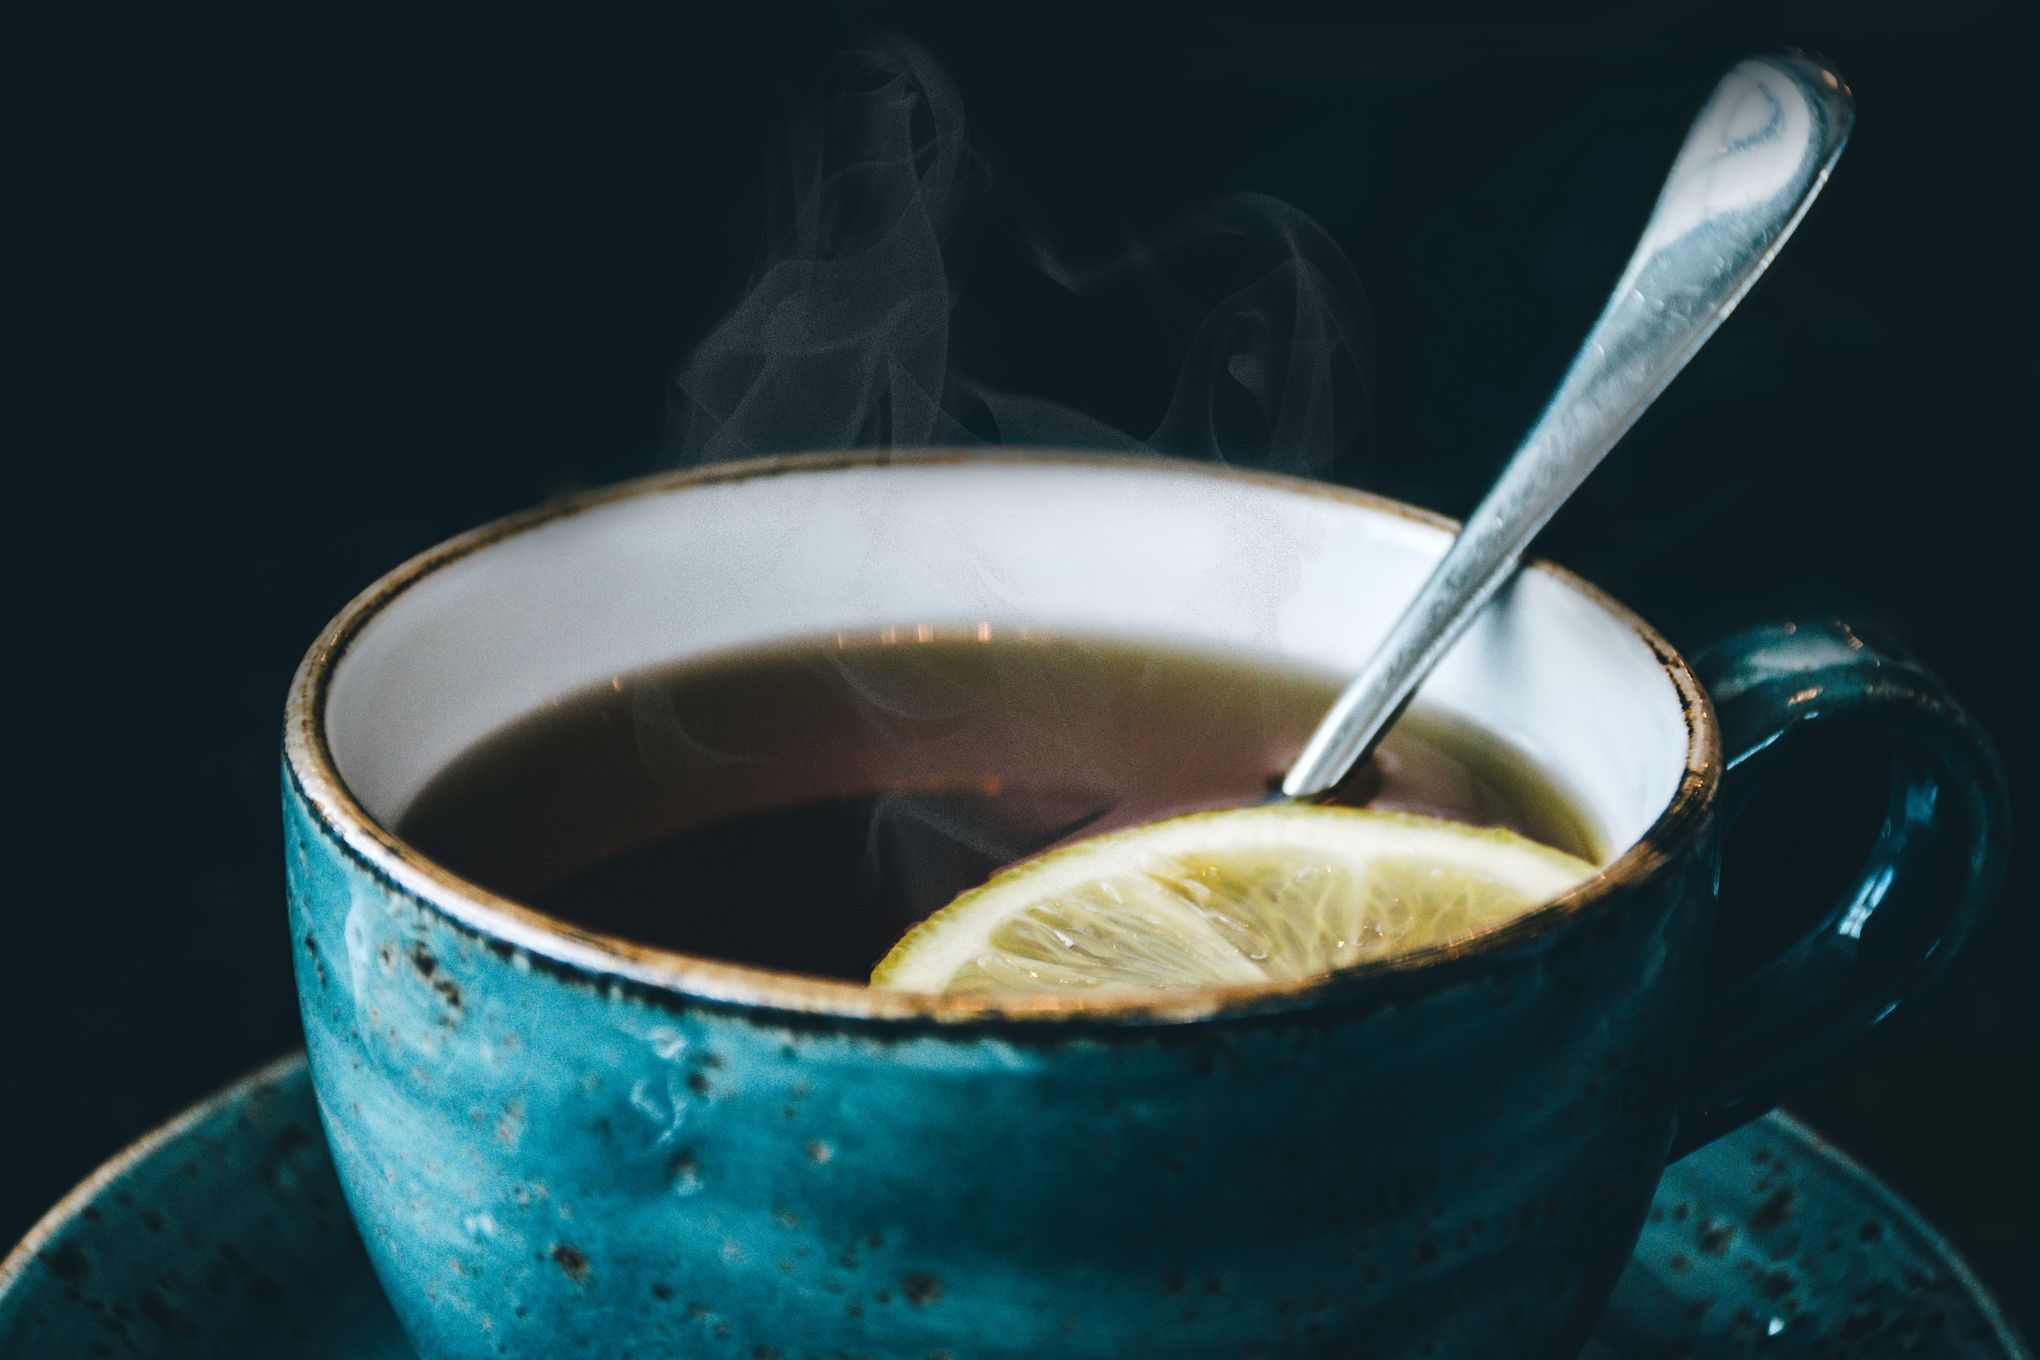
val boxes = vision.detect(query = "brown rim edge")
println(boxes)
[282,449,1721,1025]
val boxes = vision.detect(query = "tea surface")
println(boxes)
[398,634,1599,981]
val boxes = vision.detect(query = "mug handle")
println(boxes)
[1670,620,2010,1157]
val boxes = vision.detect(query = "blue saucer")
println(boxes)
[1,1054,2026,1358]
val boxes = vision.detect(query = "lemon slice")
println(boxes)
[870,805,1599,996]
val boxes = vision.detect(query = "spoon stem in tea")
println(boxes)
[1283,53,1854,800]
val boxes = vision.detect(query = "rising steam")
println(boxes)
[647,37,1380,944]
[663,35,1375,477]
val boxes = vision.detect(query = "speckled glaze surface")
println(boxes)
[275,454,2009,1360]
[287,782,1712,1358]
[2,1056,2025,1359]
[0,1056,411,1360]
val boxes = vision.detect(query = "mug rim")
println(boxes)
[284,449,1721,1025]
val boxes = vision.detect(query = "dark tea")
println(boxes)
[398,633,1598,982]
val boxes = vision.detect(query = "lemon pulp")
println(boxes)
[870,805,1600,996]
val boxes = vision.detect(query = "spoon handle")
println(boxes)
[1284,54,1855,799]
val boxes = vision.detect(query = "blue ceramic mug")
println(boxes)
[284,453,2007,1359]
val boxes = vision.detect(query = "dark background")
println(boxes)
[11,0,2033,1343]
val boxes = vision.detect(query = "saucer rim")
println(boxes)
[1694,1111,2030,1358]
[0,1051,308,1298]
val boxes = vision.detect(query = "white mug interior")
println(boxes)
[321,455,1700,875]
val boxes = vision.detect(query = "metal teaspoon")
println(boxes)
[1283,53,1855,799]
